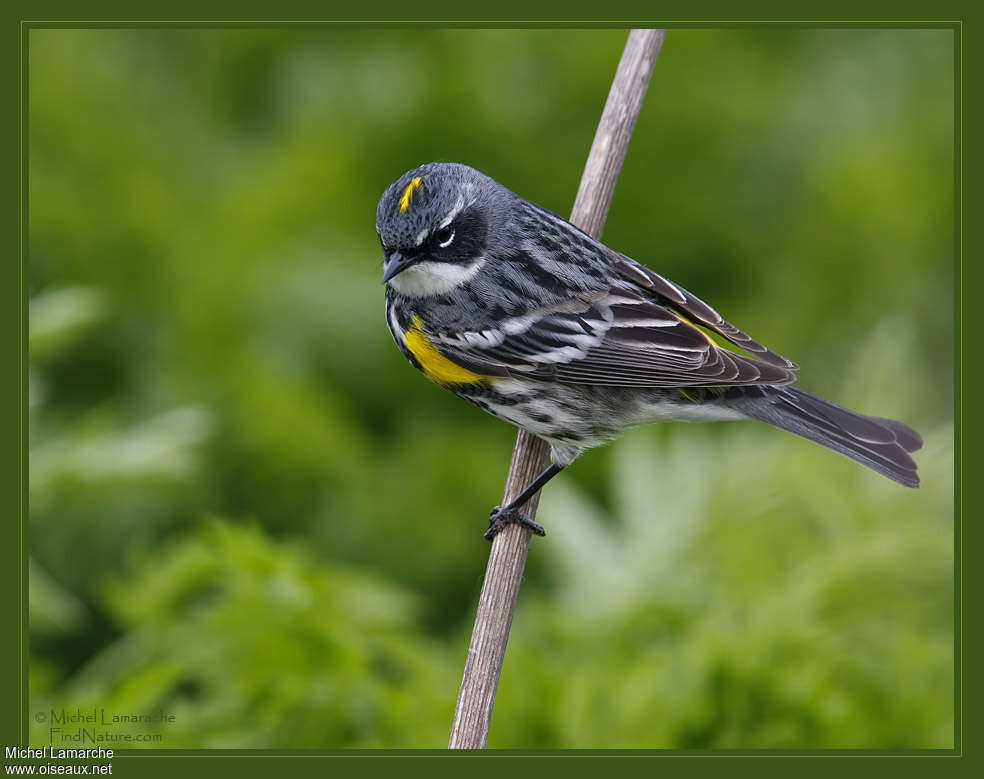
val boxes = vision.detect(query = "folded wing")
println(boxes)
[432,279,798,388]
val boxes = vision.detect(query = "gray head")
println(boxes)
[376,162,502,297]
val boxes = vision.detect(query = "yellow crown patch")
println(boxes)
[398,177,423,214]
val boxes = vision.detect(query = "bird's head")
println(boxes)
[376,162,494,297]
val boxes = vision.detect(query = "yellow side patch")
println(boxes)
[677,388,700,403]
[398,177,423,214]
[404,315,485,385]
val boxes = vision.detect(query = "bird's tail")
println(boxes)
[730,385,922,487]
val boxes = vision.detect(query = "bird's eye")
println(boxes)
[435,226,455,248]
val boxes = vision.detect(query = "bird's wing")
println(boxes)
[609,254,798,369]
[430,285,798,388]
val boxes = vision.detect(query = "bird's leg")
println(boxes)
[485,463,564,541]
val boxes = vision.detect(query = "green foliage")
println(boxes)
[32,521,454,748]
[29,28,953,749]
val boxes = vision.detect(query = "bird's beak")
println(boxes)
[381,251,416,284]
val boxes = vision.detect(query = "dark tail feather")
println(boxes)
[866,415,924,454]
[733,386,922,488]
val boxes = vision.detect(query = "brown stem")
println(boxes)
[447,28,666,750]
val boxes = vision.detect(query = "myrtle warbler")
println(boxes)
[376,162,922,539]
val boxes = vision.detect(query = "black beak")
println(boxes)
[381,251,417,284]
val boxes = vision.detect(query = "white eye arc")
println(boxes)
[437,228,455,248]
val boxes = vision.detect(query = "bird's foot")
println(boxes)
[484,505,546,541]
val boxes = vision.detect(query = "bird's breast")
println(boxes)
[387,299,486,387]
[403,315,486,386]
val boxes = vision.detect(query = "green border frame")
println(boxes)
[3,3,976,777]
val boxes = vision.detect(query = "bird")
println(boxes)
[376,162,922,540]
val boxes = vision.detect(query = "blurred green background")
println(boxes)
[28,28,953,749]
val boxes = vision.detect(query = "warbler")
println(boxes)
[376,162,922,540]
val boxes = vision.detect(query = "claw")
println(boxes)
[485,505,546,541]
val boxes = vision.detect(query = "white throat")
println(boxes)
[387,259,485,297]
